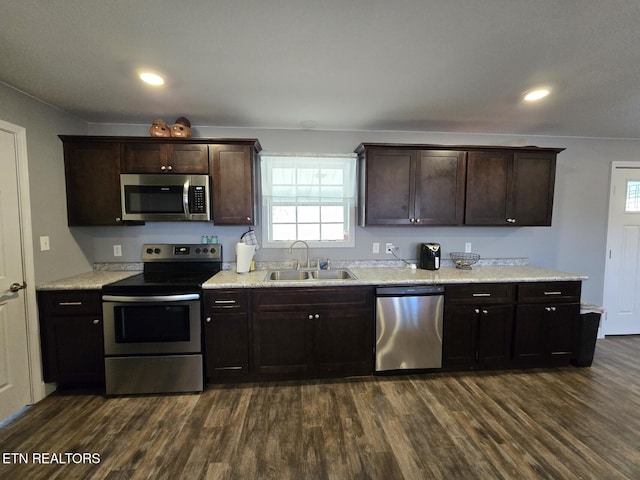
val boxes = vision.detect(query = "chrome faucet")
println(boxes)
[288,240,310,269]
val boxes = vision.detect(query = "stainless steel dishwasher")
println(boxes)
[375,285,444,372]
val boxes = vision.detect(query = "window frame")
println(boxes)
[260,153,357,249]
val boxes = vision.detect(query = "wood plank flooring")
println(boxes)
[2,336,640,479]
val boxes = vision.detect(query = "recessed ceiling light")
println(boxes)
[523,88,550,102]
[139,71,165,86]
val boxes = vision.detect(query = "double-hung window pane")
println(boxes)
[261,154,356,248]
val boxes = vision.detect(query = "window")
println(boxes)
[260,153,357,248]
[626,181,640,212]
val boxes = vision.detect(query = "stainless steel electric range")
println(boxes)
[101,244,222,395]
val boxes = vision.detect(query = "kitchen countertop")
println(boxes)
[36,270,141,290]
[35,265,587,291]
[202,265,587,289]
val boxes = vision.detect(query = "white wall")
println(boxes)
[0,83,92,283]
[85,122,637,304]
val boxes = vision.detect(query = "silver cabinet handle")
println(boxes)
[58,301,82,306]
[482,309,488,314]
[506,218,516,223]
[475,308,480,314]
[214,300,236,304]
[92,319,100,325]
[544,291,562,296]
[472,293,491,297]
[545,306,557,312]
[205,317,212,323]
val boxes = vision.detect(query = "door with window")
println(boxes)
[603,162,640,335]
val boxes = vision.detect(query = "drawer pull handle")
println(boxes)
[214,300,237,304]
[58,301,83,306]
[544,291,562,296]
[92,319,100,325]
[472,293,491,297]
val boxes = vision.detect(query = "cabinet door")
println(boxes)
[509,152,556,226]
[203,290,249,377]
[362,149,416,225]
[47,316,104,385]
[415,150,466,225]
[63,141,122,226]
[315,308,373,375]
[209,144,254,225]
[514,304,577,367]
[465,150,513,225]
[252,311,313,374]
[545,304,577,366]
[122,143,208,173]
[204,313,249,377]
[477,305,514,368]
[443,305,477,369]
[121,143,164,172]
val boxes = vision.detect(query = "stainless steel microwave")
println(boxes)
[120,174,211,222]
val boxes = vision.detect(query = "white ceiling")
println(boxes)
[2,0,640,138]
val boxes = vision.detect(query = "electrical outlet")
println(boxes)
[113,245,122,257]
[39,236,50,251]
[372,242,380,254]
[465,242,472,253]
[386,243,394,254]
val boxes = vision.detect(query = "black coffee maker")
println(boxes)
[419,243,441,270]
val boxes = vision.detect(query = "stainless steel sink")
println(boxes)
[266,270,310,281]
[310,269,356,280]
[265,269,356,281]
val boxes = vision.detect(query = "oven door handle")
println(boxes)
[102,294,201,303]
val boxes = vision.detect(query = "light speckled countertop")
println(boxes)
[203,265,587,289]
[36,264,587,291]
[36,270,141,290]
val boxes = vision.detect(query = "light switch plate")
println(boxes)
[40,236,50,251]
[113,245,122,257]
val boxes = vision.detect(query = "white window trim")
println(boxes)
[260,152,357,249]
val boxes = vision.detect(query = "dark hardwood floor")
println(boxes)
[2,336,640,479]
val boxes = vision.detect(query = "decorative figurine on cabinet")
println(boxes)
[149,118,171,137]
[171,117,192,137]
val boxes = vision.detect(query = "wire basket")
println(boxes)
[450,252,480,269]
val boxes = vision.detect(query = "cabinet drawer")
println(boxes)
[252,287,372,312]
[518,282,581,303]
[204,290,248,313]
[40,291,102,315]
[445,283,515,305]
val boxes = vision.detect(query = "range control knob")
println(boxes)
[154,248,161,254]
[146,248,153,254]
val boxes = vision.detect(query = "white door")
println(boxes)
[0,125,32,422]
[603,162,640,335]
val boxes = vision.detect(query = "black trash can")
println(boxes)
[571,303,604,367]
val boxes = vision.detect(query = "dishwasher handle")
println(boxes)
[376,285,444,296]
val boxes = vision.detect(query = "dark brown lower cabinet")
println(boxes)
[37,291,105,386]
[514,306,579,367]
[203,290,249,378]
[443,284,515,370]
[513,281,581,367]
[251,287,373,376]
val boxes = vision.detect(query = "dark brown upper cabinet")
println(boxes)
[60,136,261,226]
[121,142,209,174]
[465,150,558,226]
[356,143,563,227]
[357,146,466,226]
[209,143,257,225]
[61,138,123,226]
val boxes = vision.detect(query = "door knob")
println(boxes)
[9,281,27,292]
